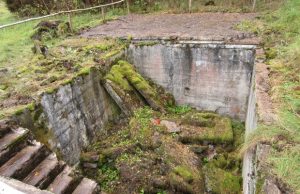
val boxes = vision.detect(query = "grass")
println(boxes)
[0,1,18,25]
[0,6,124,65]
[268,146,300,193]
[130,0,283,13]
[239,0,300,192]
[167,105,192,115]
[0,3,126,119]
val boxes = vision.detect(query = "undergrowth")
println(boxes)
[130,0,283,13]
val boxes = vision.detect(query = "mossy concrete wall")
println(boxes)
[126,41,256,120]
[41,69,118,165]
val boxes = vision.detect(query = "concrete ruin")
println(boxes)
[0,39,277,194]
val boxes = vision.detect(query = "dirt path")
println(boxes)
[82,13,258,43]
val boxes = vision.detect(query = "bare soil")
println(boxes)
[82,13,258,43]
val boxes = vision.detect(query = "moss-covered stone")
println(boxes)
[179,113,234,144]
[105,61,165,112]
[77,67,90,76]
[105,60,155,96]
[169,172,194,194]
[182,111,218,127]
[173,165,194,183]
[203,163,241,194]
[80,152,99,162]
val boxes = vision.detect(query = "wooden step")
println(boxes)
[72,178,98,194]
[0,142,49,180]
[0,128,29,166]
[0,128,28,151]
[23,153,65,189]
[47,166,78,194]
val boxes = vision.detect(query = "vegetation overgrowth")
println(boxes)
[0,0,299,192]
[81,106,245,193]
[238,0,300,192]
[3,0,284,16]
[0,1,125,119]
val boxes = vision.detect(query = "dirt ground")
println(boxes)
[82,13,258,43]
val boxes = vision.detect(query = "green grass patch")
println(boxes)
[167,105,192,115]
[268,146,300,193]
[0,4,125,120]
[0,1,18,25]
[97,164,119,191]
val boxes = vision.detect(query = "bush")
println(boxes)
[4,0,123,16]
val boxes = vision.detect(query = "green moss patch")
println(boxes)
[173,165,194,183]
[179,112,234,144]
[0,37,126,120]
[203,163,241,194]
[105,60,168,113]
[105,60,155,96]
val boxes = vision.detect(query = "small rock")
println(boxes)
[263,179,282,194]
[189,145,208,155]
[256,144,271,164]
[0,120,9,130]
[83,162,98,169]
[207,145,217,160]
[160,120,181,133]
[152,177,167,189]
[0,68,8,75]
[81,152,99,162]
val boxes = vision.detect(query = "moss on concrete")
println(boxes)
[105,60,155,97]
[104,60,167,113]
[179,112,234,144]
[203,163,241,194]
[134,41,158,47]
[77,66,91,76]
[0,37,126,121]
[182,111,218,127]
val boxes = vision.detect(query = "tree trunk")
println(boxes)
[189,0,192,13]
[252,0,257,11]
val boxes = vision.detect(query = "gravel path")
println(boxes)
[82,13,258,43]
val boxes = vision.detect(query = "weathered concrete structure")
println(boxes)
[37,41,257,166]
[126,42,256,120]
[41,69,118,164]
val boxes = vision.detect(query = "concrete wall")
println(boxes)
[126,42,255,120]
[41,69,118,164]
[243,70,258,194]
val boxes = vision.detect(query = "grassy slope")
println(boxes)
[239,0,300,192]
[0,2,123,65]
[0,2,125,119]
